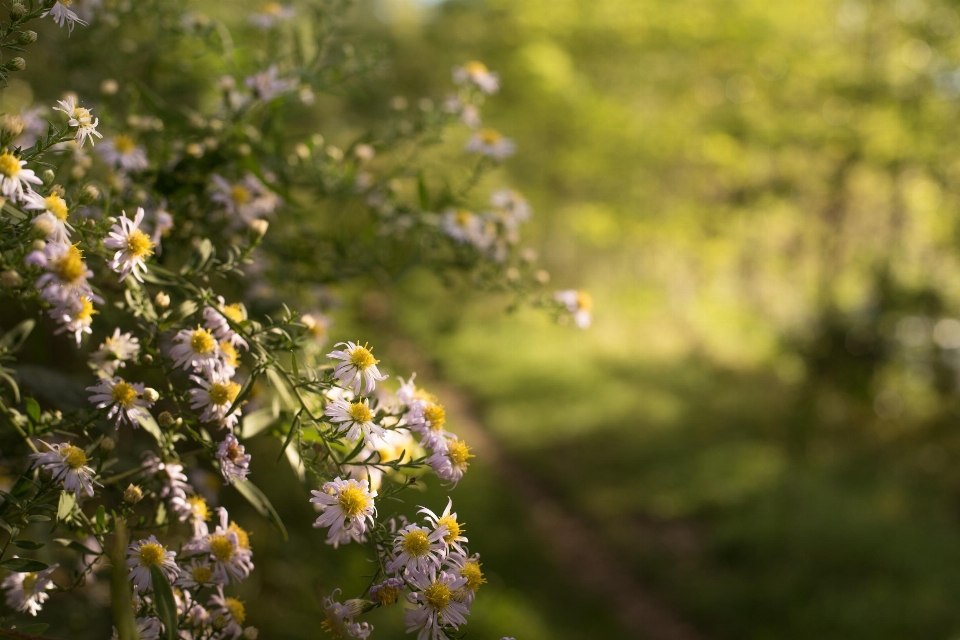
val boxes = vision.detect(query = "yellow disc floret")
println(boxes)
[447,440,474,468]
[209,534,234,562]
[221,303,244,324]
[191,565,213,585]
[74,297,97,323]
[113,134,136,154]
[423,581,452,611]
[208,381,241,406]
[110,381,139,408]
[189,328,216,354]
[479,129,502,145]
[229,522,251,550]
[347,402,373,423]
[125,229,154,259]
[61,445,88,470]
[138,542,165,566]
[423,404,446,430]
[465,61,488,75]
[54,246,86,283]
[45,194,68,221]
[337,485,371,518]
[348,344,378,370]
[186,495,209,521]
[461,560,485,592]
[230,185,250,206]
[0,152,21,177]
[437,514,462,543]
[401,529,431,557]
[225,598,246,624]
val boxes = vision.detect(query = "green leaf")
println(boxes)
[149,565,179,640]
[96,505,108,529]
[0,557,48,572]
[57,491,76,522]
[10,476,32,497]
[234,479,288,541]
[11,540,43,550]
[23,397,39,424]
[25,514,50,523]
[54,538,100,556]
[111,520,136,640]
[239,408,276,438]
[277,411,302,462]
[0,319,34,352]
[12,623,49,636]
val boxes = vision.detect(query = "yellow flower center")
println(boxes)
[113,134,136,154]
[576,291,593,311]
[45,195,68,221]
[455,210,473,227]
[74,107,92,127]
[220,341,240,368]
[74,296,97,323]
[230,185,250,205]
[224,441,244,463]
[125,229,154,259]
[189,328,216,354]
[461,561,485,592]
[348,345,377,370]
[229,522,251,550]
[191,565,212,585]
[347,402,372,423]
[437,514,462,543]
[423,404,446,430]
[225,598,246,624]
[221,303,244,323]
[423,581,451,611]
[187,495,209,521]
[447,440,474,468]
[336,485,370,518]
[465,61,488,75]
[61,0,73,6]
[137,542,165,566]
[110,381,138,408]
[479,129,502,145]
[61,445,88,470]
[401,529,431,557]
[209,534,234,562]
[0,152,21,177]
[262,1,282,14]
[21,573,37,592]
[54,246,85,283]
[208,381,241,406]
[373,583,401,606]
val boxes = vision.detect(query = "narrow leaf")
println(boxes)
[149,565,179,640]
[0,558,48,572]
[234,479,288,540]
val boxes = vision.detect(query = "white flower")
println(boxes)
[216,434,251,485]
[419,498,468,555]
[31,440,100,498]
[210,173,280,225]
[99,134,149,172]
[310,477,377,542]
[87,376,154,427]
[89,328,140,377]
[386,524,447,575]
[110,617,161,640]
[169,326,222,372]
[48,294,98,346]
[175,558,216,591]
[193,508,254,584]
[465,129,516,161]
[249,2,295,27]
[189,373,242,431]
[321,589,373,639]
[207,586,247,640]
[443,96,482,128]
[327,341,388,395]
[45,1,88,33]
[53,96,102,147]
[25,241,96,305]
[24,192,73,243]
[0,151,41,202]
[490,189,532,224]
[1,562,57,616]
[151,207,174,254]
[426,439,474,485]
[104,207,155,282]
[16,106,47,148]
[554,289,593,329]
[451,553,486,606]
[452,61,500,94]
[203,297,249,350]
[404,567,471,640]
[245,66,296,102]
[406,399,453,453]
[369,576,405,606]
[126,536,179,593]
[440,209,494,250]
[301,312,332,347]
[142,452,191,500]
[324,398,386,447]
[169,493,211,538]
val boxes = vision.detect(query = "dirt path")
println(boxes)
[386,339,707,640]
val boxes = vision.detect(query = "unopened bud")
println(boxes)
[157,411,175,428]
[343,599,371,617]
[31,239,46,252]
[100,436,116,452]
[17,30,36,45]
[78,184,100,205]
[32,216,54,238]
[141,354,153,365]
[9,3,25,20]
[142,388,159,403]
[123,484,143,504]
[154,291,170,308]
[0,270,21,288]
[241,628,258,640]
[212,614,228,631]
[6,58,25,72]
[248,219,269,239]
[40,169,54,184]
[100,79,118,95]
[0,114,23,147]
[49,184,65,197]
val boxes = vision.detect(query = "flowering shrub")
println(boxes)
[0,1,587,639]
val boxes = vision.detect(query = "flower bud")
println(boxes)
[78,184,100,205]
[241,628,259,640]
[157,411,175,428]
[100,79,118,95]
[154,291,170,308]
[0,114,23,147]
[212,614,228,631]
[17,30,36,45]
[32,216,54,238]
[343,599,373,617]
[0,270,22,289]
[31,239,46,252]
[142,388,159,403]
[141,354,153,365]
[248,219,269,240]
[40,169,55,184]
[6,58,25,72]
[124,484,143,504]
[100,437,116,452]
[9,3,25,20]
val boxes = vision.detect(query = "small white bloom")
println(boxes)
[321,589,373,639]
[53,96,102,147]
[301,312,332,347]
[440,209,494,250]
[327,341,388,395]
[31,440,100,498]
[189,372,242,430]
[99,134,149,172]
[25,241,97,306]
[490,189,532,224]
[169,326,222,372]
[110,617,161,640]
[208,586,247,640]
[452,61,500,94]
[216,434,251,485]
[386,523,447,575]
[210,173,280,225]
[48,293,98,346]
[191,508,254,584]
[1,563,58,616]
[45,1,88,33]
[554,289,593,329]
[203,297,249,350]
[87,376,154,427]
[175,557,217,591]
[310,477,377,542]
[324,398,386,447]
[169,493,211,538]
[103,207,155,282]
[404,567,471,640]
[245,66,296,102]
[89,328,140,377]
[142,452,191,500]
[0,151,41,202]
[465,129,516,161]
[426,438,474,485]
[249,2,295,28]
[406,399,452,453]
[419,498,468,555]
[126,535,179,593]
[24,192,73,243]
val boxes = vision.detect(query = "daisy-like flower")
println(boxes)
[451,554,486,606]
[404,567,471,640]
[45,1,88,33]
[103,208,155,282]
[426,439,474,485]
[31,440,100,498]
[325,525,367,550]
[249,2,295,27]
[209,173,280,225]
[49,293,98,346]
[301,312,332,347]
[440,209,493,250]
[203,297,249,350]
[170,493,210,537]
[191,509,254,584]
[324,398,386,446]
[169,326,221,372]
[89,328,140,378]
[0,151,41,202]
[189,373,242,431]
[1,562,58,616]
[245,66,297,102]
[87,376,154,428]
[216,434,251,485]
[24,192,73,243]
[452,61,500,94]
[321,589,373,639]
[208,587,247,640]
[142,452,191,500]
[369,577,405,607]
[554,289,593,329]
[327,341,388,395]
[110,617,161,640]
[175,558,216,591]
[443,96,482,128]
[465,129,516,161]
[151,207,174,254]
[490,189,532,224]
[386,524,447,575]
[310,477,377,542]
[53,96,102,147]
[408,401,453,453]
[419,498,468,555]
[126,535,179,593]
[98,134,149,172]
[25,241,96,305]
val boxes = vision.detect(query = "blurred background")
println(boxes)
[18,0,960,638]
